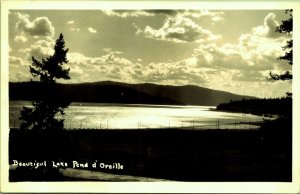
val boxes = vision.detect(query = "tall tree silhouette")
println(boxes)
[269,9,293,82]
[20,33,71,130]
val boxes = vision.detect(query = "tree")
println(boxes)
[19,33,71,130]
[269,9,293,82]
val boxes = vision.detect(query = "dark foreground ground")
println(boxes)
[9,118,292,182]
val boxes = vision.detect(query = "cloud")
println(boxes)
[104,10,223,43]
[101,10,153,17]
[252,13,281,38]
[19,39,55,60]
[14,35,28,43]
[11,39,290,98]
[183,13,291,97]
[67,20,75,24]
[192,13,289,74]
[15,12,55,37]
[138,17,221,43]
[178,10,224,21]
[65,49,142,83]
[238,9,289,78]
[88,27,97,33]
[137,57,277,96]
[102,10,182,18]
[67,20,80,31]
[9,56,24,67]
[9,12,290,98]
[140,60,206,85]
[232,70,264,82]
[193,38,286,75]
[102,10,224,20]
[70,27,80,32]
[9,56,31,82]
[233,13,289,75]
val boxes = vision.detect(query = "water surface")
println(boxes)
[9,101,266,129]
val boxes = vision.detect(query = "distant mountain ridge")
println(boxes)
[9,81,256,106]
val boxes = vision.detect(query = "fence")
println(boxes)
[10,117,263,130]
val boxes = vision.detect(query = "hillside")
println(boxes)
[9,81,256,106]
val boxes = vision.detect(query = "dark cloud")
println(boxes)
[144,10,179,16]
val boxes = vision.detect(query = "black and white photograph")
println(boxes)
[1,1,300,193]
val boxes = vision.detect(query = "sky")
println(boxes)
[8,9,292,98]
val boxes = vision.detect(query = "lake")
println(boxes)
[9,101,266,129]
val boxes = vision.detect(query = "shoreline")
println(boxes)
[211,107,279,118]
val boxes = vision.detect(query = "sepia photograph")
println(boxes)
[1,1,300,193]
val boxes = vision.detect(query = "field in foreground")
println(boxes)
[9,119,291,182]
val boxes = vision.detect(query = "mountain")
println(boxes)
[9,81,256,106]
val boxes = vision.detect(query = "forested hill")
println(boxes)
[216,97,292,116]
[9,81,256,106]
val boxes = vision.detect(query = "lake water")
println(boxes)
[9,101,266,130]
